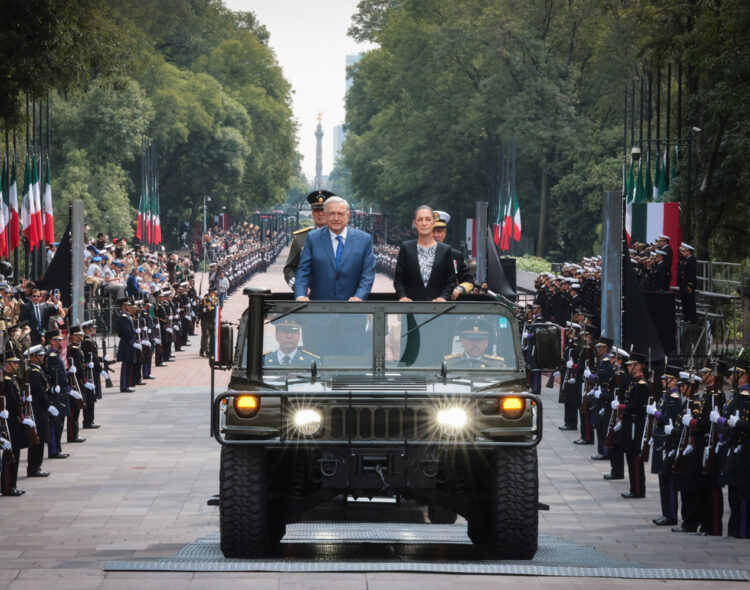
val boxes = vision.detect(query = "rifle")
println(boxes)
[0,395,15,463]
[672,368,696,475]
[101,338,114,389]
[23,381,41,446]
[604,385,619,448]
[640,348,656,462]
[68,366,85,411]
[702,360,720,474]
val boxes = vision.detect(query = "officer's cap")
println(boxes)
[92,256,102,262]
[699,360,729,375]
[615,348,630,359]
[658,234,670,241]
[275,319,301,332]
[4,347,21,362]
[662,364,683,379]
[433,210,450,228]
[595,336,613,348]
[654,249,666,256]
[306,189,334,209]
[25,344,45,357]
[458,319,492,340]
[69,324,83,335]
[115,296,130,306]
[626,351,647,365]
[8,320,27,332]
[45,329,63,341]
[680,242,694,251]
[81,320,95,330]
[729,358,749,373]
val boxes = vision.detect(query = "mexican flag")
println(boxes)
[153,193,161,244]
[630,202,682,286]
[135,192,144,241]
[500,188,521,252]
[22,156,40,249]
[492,196,502,247]
[8,158,19,251]
[43,159,55,244]
[144,191,152,245]
[0,158,8,258]
[32,157,43,243]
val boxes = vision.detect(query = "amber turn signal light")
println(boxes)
[234,395,260,418]
[500,396,525,419]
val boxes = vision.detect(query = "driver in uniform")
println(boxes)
[263,320,319,366]
[444,319,505,368]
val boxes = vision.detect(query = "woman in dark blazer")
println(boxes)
[394,206,456,301]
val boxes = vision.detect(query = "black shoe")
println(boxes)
[83,423,101,429]
[27,469,50,477]
[199,352,205,357]
[672,525,697,533]
[603,472,624,480]
[653,517,678,526]
[2,488,25,496]
[49,452,69,459]
[68,437,86,443]
[136,381,145,386]
[621,491,645,499]
[155,363,166,367]
[144,376,156,380]
[590,454,608,460]
[558,425,577,431]
[183,342,191,346]
[121,388,136,393]
[574,439,594,445]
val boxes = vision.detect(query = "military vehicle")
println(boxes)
[212,287,560,559]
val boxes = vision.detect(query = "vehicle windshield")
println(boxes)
[386,313,516,370]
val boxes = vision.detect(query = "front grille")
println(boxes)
[327,405,434,440]
[331,375,427,391]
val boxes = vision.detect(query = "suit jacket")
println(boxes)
[393,240,456,301]
[19,301,57,344]
[294,226,376,300]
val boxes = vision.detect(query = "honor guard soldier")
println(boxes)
[44,330,69,459]
[559,321,582,431]
[116,297,138,392]
[647,364,684,526]
[263,320,319,366]
[573,325,598,445]
[198,288,218,357]
[25,344,51,477]
[80,320,101,427]
[677,243,697,323]
[1,349,30,496]
[711,357,750,538]
[66,325,88,442]
[618,351,650,498]
[432,211,475,298]
[586,337,615,463]
[443,320,506,368]
[284,189,333,290]
[140,302,156,380]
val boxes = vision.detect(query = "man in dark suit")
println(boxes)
[294,196,376,301]
[19,288,58,345]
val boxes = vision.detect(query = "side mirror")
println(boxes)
[533,323,561,370]
[211,322,234,369]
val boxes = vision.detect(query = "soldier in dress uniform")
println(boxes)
[443,320,506,368]
[262,320,319,366]
[198,288,218,357]
[432,211,475,298]
[80,321,101,428]
[283,189,332,290]
[559,321,582,431]
[44,330,69,459]
[573,325,597,445]
[66,325,88,443]
[618,351,650,498]
[586,336,615,463]
[26,344,51,478]
[116,297,137,393]
[1,349,29,496]
[677,243,697,323]
[655,234,673,284]
[711,357,750,538]
[602,348,630,480]
[647,364,684,526]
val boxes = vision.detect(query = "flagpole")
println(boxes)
[12,129,18,281]
[24,95,30,281]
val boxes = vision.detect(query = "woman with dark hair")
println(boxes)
[394,206,455,301]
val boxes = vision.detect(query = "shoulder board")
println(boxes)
[49,352,57,357]
[443,353,462,360]
[302,349,320,359]
[294,227,312,235]
[483,354,505,361]
[71,345,79,349]
[638,379,647,385]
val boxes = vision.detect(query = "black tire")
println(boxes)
[487,446,538,559]
[219,445,270,558]
[428,503,457,524]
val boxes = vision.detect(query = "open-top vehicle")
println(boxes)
[212,287,559,559]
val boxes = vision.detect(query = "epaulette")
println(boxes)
[638,379,647,385]
[483,354,505,361]
[443,353,462,360]
[293,227,312,235]
[71,345,79,349]
[302,349,320,359]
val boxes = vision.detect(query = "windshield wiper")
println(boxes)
[265,302,308,325]
[402,304,456,338]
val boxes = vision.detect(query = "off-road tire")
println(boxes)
[487,446,538,559]
[428,503,458,524]
[219,445,270,558]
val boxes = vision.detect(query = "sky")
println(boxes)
[223,0,375,181]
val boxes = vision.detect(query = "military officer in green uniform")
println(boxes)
[283,189,334,290]
[263,320,319,366]
[444,319,505,368]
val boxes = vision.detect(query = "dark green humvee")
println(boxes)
[212,287,558,559]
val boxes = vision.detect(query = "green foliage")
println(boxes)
[512,255,552,275]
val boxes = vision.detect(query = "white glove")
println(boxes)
[54,385,61,394]
[611,399,619,410]
[684,444,694,455]
[24,395,33,403]
[101,371,110,380]
[169,315,174,320]
[668,449,675,458]
[522,331,529,340]
[135,328,141,334]
[583,368,591,379]
[594,388,601,399]
[0,438,10,451]
[728,411,740,428]
[148,328,152,334]
[84,382,96,391]
[48,405,59,417]
[665,419,674,435]
[88,362,95,368]
[104,355,110,362]
[646,402,656,415]
[0,410,8,419]
[553,371,560,378]
[710,407,720,423]
[613,421,622,432]
[142,340,151,348]
[22,417,35,428]
[68,365,77,374]
[566,359,573,369]
[599,408,605,416]
[681,413,693,427]
[567,378,576,385]
[166,328,173,334]
[134,343,142,350]
[69,389,83,400]
[154,339,161,345]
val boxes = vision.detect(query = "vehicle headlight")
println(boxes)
[436,407,468,436]
[234,395,260,418]
[500,396,525,420]
[294,409,322,436]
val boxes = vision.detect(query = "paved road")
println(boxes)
[0,250,747,589]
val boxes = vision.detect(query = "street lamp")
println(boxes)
[203,195,211,267]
